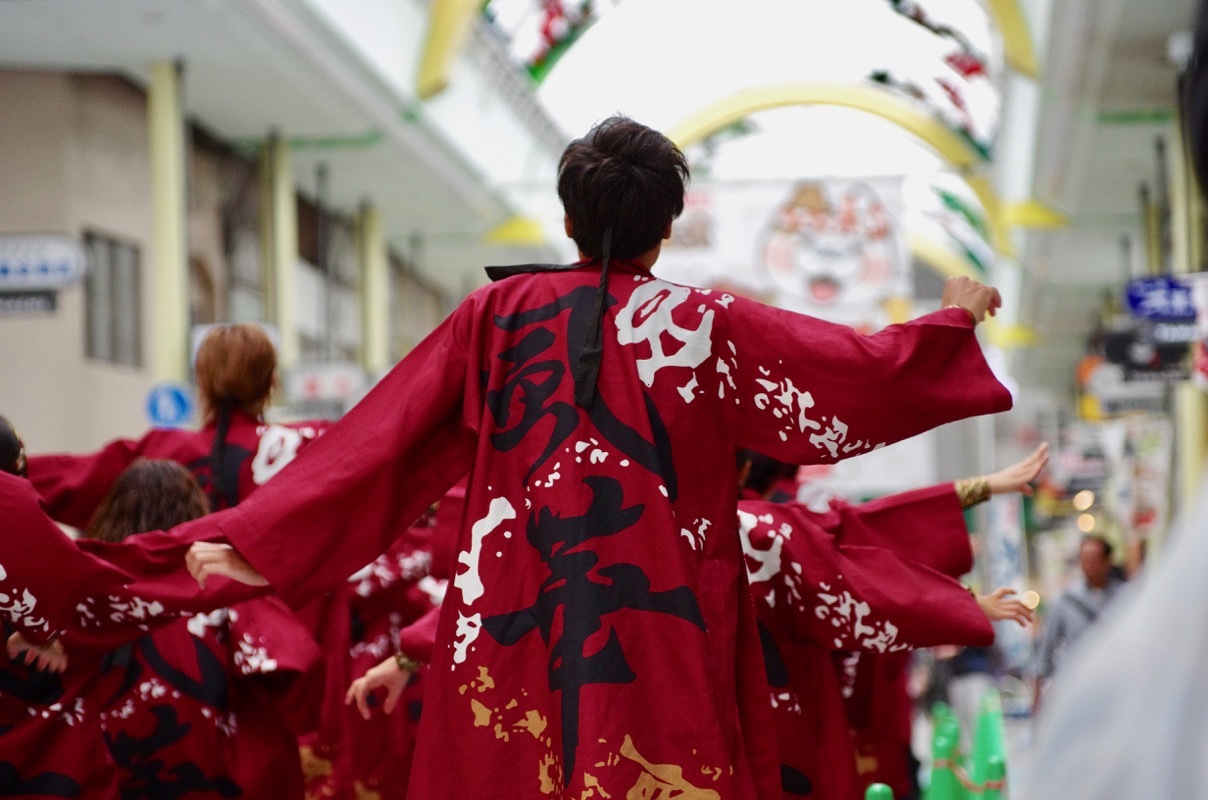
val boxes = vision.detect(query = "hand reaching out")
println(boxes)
[987,442,1050,497]
[977,587,1033,627]
[6,632,67,673]
[345,655,414,721]
[940,275,1002,324]
[186,542,269,589]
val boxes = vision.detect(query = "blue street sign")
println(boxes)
[1125,276,1195,320]
[145,384,194,428]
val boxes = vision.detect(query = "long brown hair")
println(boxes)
[195,323,277,424]
[86,459,209,543]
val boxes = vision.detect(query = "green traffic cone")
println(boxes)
[865,783,894,800]
[923,732,967,800]
[982,756,1006,800]
[971,688,1007,786]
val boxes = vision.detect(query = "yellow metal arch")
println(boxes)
[987,0,1039,78]
[668,84,984,169]
[668,84,1012,251]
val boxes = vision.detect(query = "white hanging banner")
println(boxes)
[657,177,910,331]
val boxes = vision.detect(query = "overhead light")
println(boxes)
[1077,513,1095,532]
[1073,490,1095,511]
[1021,590,1040,610]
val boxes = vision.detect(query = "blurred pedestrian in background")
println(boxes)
[1032,535,1125,707]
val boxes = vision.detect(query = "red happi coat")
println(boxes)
[1,597,319,799]
[0,520,319,800]
[27,410,328,525]
[301,508,447,800]
[838,650,915,799]
[739,485,988,800]
[26,411,335,783]
[825,487,984,799]
[149,260,1011,799]
[0,473,131,643]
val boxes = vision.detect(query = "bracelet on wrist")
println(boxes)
[944,304,978,325]
[955,476,991,509]
[394,651,421,673]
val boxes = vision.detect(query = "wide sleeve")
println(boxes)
[825,484,973,578]
[228,595,324,736]
[26,429,181,529]
[740,502,991,652]
[0,476,133,643]
[397,605,441,664]
[206,311,478,611]
[724,300,1012,464]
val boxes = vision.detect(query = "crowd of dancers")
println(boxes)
[3,116,1046,800]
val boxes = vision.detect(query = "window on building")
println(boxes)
[84,231,142,367]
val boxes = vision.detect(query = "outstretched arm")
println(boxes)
[955,442,1050,508]
[987,442,1049,496]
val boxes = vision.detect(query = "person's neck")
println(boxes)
[1087,575,1109,590]
[578,244,661,270]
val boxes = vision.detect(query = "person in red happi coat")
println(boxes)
[4,458,321,798]
[100,116,1009,800]
[737,445,1044,799]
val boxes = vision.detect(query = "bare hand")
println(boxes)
[977,587,1033,627]
[987,442,1050,497]
[345,655,413,721]
[186,542,269,589]
[6,632,67,673]
[940,275,1002,323]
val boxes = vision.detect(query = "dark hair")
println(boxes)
[0,415,26,477]
[737,449,798,496]
[1081,535,1113,560]
[86,459,209,543]
[195,324,277,423]
[557,116,689,260]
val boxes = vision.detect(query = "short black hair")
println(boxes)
[0,415,26,477]
[557,116,689,261]
[737,449,798,496]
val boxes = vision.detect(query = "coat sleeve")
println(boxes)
[724,301,1012,465]
[0,476,133,643]
[741,502,992,652]
[397,605,441,665]
[228,595,325,736]
[204,311,478,611]
[826,484,973,578]
[26,429,181,529]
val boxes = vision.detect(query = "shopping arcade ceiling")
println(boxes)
[0,0,1196,407]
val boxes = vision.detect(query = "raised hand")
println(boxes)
[987,442,1050,497]
[940,275,1002,324]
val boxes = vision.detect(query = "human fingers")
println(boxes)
[6,632,29,662]
[382,670,411,715]
[187,542,267,588]
[988,288,1002,316]
[353,680,373,721]
[1010,603,1034,626]
[186,543,223,588]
